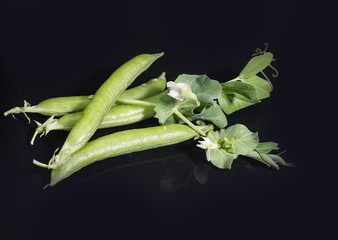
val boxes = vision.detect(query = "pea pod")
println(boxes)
[48,124,198,186]
[30,92,164,145]
[48,52,164,167]
[4,72,166,120]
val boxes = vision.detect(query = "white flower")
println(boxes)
[197,137,212,149]
[167,81,197,101]
[197,137,219,162]
[197,137,219,149]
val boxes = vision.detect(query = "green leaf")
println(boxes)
[154,92,178,124]
[241,75,272,99]
[188,104,227,129]
[268,154,286,166]
[154,89,198,124]
[208,149,238,169]
[219,124,259,155]
[164,115,177,124]
[245,151,293,168]
[218,75,272,114]
[255,142,279,154]
[175,74,222,104]
[218,92,258,115]
[260,154,280,169]
[244,151,279,169]
[221,81,259,102]
[239,52,273,79]
[197,130,237,169]
[269,154,295,167]
[244,151,271,167]
[206,130,220,144]
[155,74,223,125]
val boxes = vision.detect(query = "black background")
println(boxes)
[0,0,336,239]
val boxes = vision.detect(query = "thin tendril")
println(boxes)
[260,70,273,91]
[252,42,270,56]
[263,42,269,52]
[260,70,270,82]
[252,43,279,82]
[252,48,263,57]
[268,64,279,78]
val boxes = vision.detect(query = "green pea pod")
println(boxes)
[4,72,166,120]
[30,92,164,145]
[43,52,164,168]
[48,124,197,186]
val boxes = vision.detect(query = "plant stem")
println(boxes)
[32,160,57,169]
[227,76,242,82]
[30,129,41,145]
[173,108,206,137]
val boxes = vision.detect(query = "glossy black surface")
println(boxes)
[0,0,335,239]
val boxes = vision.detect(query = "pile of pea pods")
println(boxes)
[5,50,290,186]
[6,53,192,186]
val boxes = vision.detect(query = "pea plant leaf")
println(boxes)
[255,142,279,154]
[241,75,272,99]
[216,52,274,115]
[239,52,273,79]
[197,130,237,169]
[218,93,254,115]
[175,74,222,104]
[219,124,259,155]
[208,149,238,169]
[154,92,178,124]
[205,129,220,144]
[269,154,294,167]
[188,104,228,129]
[220,81,259,102]
[154,74,223,125]
[197,123,290,170]
[244,150,293,169]
[154,92,199,124]
[244,151,280,169]
[218,75,272,114]
[268,154,287,166]
[197,124,258,169]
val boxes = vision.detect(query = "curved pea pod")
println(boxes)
[116,72,166,102]
[48,124,197,186]
[4,72,166,120]
[30,93,164,145]
[51,52,164,167]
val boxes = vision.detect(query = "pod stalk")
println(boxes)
[4,100,32,123]
[30,116,57,145]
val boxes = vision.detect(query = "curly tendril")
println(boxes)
[252,42,270,56]
[252,43,279,78]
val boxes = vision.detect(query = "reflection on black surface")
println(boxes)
[193,162,212,185]
[160,153,278,193]
[60,145,277,193]
[160,157,194,193]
